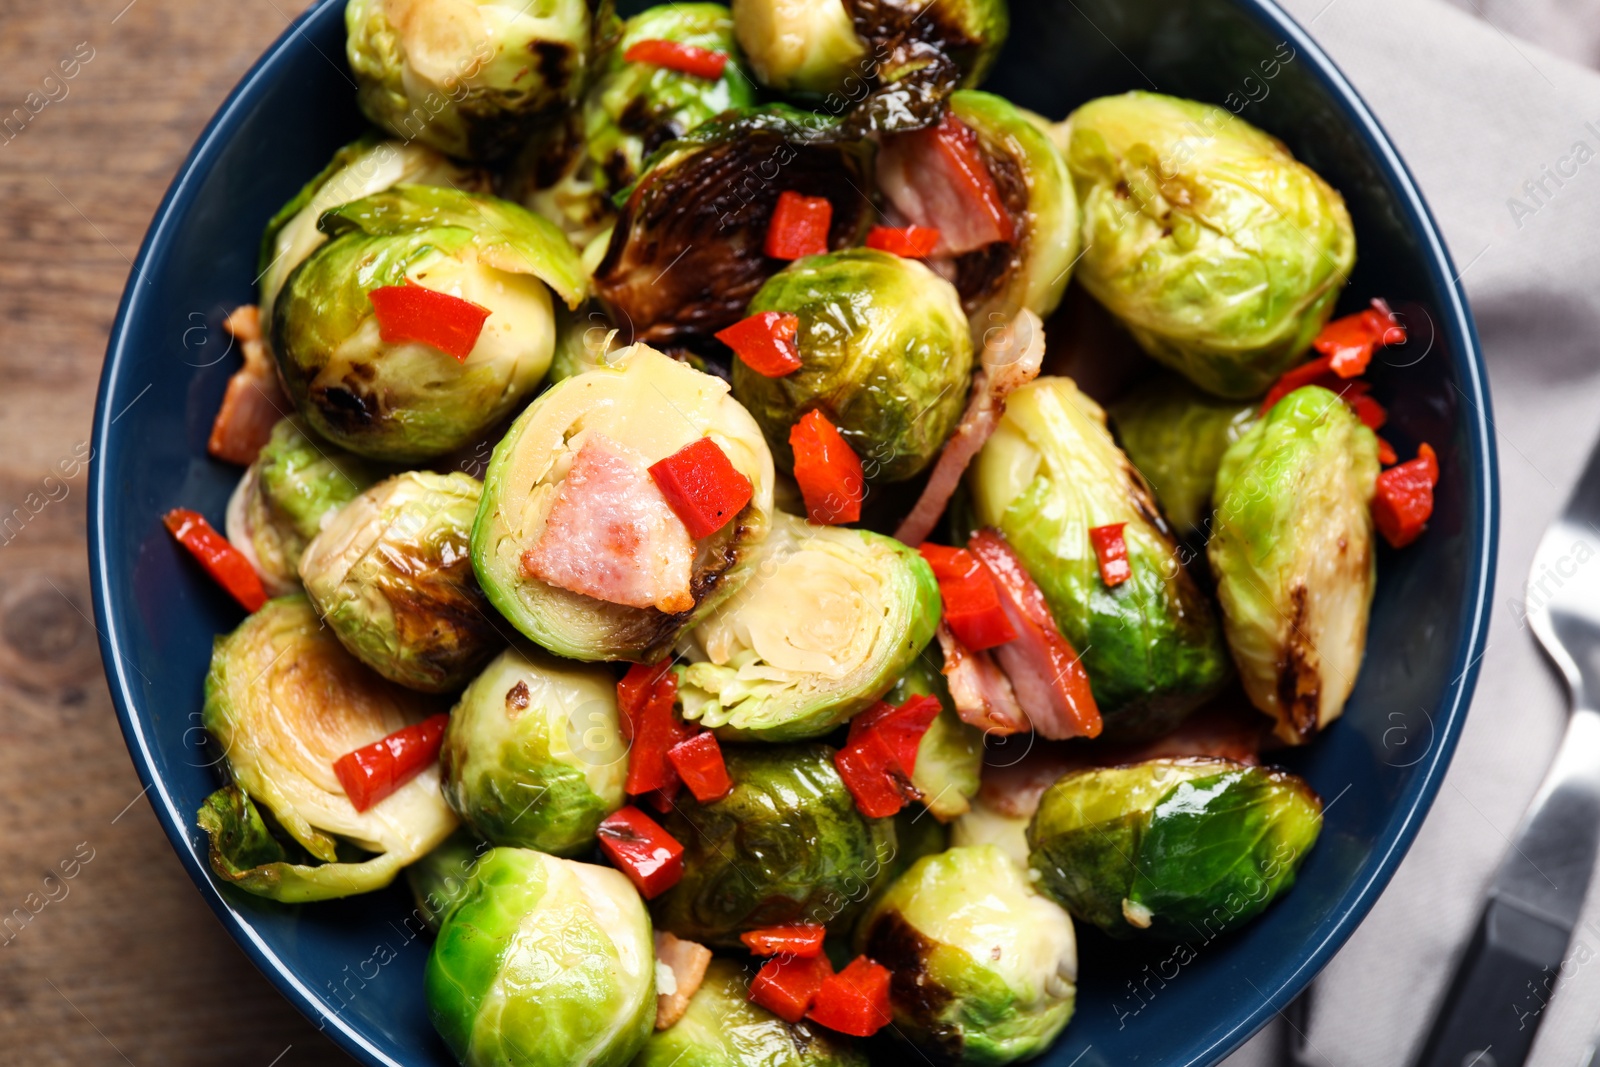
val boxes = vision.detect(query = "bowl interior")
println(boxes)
[89,0,1496,1064]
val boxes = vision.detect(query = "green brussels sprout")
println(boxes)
[272,185,587,463]
[652,744,898,946]
[299,470,502,693]
[426,847,655,1067]
[406,829,490,932]
[966,376,1230,737]
[949,794,1031,868]
[1028,757,1322,939]
[1066,91,1356,398]
[858,845,1077,1065]
[675,511,940,741]
[634,958,868,1067]
[592,106,873,344]
[730,0,864,94]
[196,596,457,901]
[1109,372,1258,534]
[733,249,973,483]
[440,645,626,853]
[546,303,621,385]
[472,344,774,663]
[345,0,595,162]
[888,654,983,822]
[1208,385,1379,744]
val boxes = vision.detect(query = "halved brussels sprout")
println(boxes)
[272,185,587,462]
[1066,91,1356,397]
[858,845,1077,1065]
[675,511,940,741]
[406,828,489,933]
[1208,385,1379,743]
[888,654,983,822]
[346,0,595,162]
[966,376,1230,737]
[197,596,457,901]
[1027,757,1322,939]
[426,848,655,1067]
[300,470,502,693]
[652,744,898,946]
[592,106,873,343]
[733,249,972,483]
[635,958,868,1067]
[949,794,1030,868]
[440,645,626,853]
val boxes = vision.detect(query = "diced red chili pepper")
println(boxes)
[1088,523,1131,587]
[649,437,754,540]
[808,956,892,1037]
[643,786,680,814]
[740,924,826,958]
[917,542,979,581]
[1313,298,1406,377]
[622,38,729,80]
[367,282,490,363]
[1372,442,1439,549]
[1343,384,1388,431]
[667,730,733,803]
[849,694,941,777]
[750,953,834,1024]
[919,543,1016,650]
[865,225,941,258]
[765,191,833,260]
[333,713,450,813]
[1377,437,1398,466]
[618,664,690,796]
[596,805,684,898]
[790,409,864,525]
[163,508,268,612]
[835,695,942,818]
[716,310,803,378]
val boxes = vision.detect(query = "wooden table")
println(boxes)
[0,0,352,1061]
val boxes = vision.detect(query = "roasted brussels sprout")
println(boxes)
[652,744,898,945]
[272,185,587,463]
[1065,91,1356,398]
[676,512,940,741]
[546,303,624,384]
[346,0,595,162]
[300,470,501,693]
[1208,385,1379,743]
[406,828,489,932]
[858,845,1077,1065]
[888,655,983,822]
[592,107,873,343]
[1109,372,1257,534]
[733,249,972,483]
[1028,757,1322,939]
[196,596,457,901]
[473,345,774,662]
[440,645,626,853]
[635,958,868,1067]
[426,847,655,1067]
[949,794,1030,868]
[966,376,1230,737]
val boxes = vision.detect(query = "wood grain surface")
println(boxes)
[0,0,354,1062]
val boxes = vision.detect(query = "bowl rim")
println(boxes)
[87,0,1499,1063]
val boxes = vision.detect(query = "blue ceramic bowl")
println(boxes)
[89,0,1497,1063]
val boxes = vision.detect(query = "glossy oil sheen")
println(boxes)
[88,1,1497,1064]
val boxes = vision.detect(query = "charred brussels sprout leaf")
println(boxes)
[653,744,898,946]
[676,512,940,741]
[593,106,873,343]
[1066,92,1356,398]
[426,848,656,1067]
[966,376,1230,738]
[858,846,1077,1065]
[440,645,626,854]
[888,654,983,821]
[1209,386,1379,743]
[1028,757,1321,939]
[734,249,972,483]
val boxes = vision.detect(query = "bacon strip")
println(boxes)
[653,931,712,1029]
[936,622,1030,736]
[208,305,290,466]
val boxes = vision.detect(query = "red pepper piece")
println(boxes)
[618,663,690,796]
[1342,384,1388,431]
[1377,437,1398,466]
[1088,523,1131,587]
[643,786,680,814]
[740,924,826,958]
[750,953,834,1024]
[848,694,941,777]
[865,225,941,258]
[666,730,734,803]
[1313,298,1406,377]
[834,733,907,819]
[1372,442,1439,549]
[835,695,942,818]
[333,713,450,813]
[622,38,729,80]
[649,437,754,540]
[808,956,892,1037]
[790,409,864,525]
[920,543,1016,651]
[716,310,803,377]
[367,282,490,363]
[917,542,979,581]
[596,805,685,899]
[765,191,833,260]
[163,508,268,612]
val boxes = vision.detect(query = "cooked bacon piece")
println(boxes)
[895,310,1045,546]
[937,622,1030,736]
[522,434,695,613]
[653,931,712,1029]
[877,112,1015,256]
[208,305,289,465]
